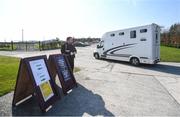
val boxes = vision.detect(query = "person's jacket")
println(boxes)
[61,43,77,58]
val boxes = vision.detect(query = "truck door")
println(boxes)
[97,40,104,55]
[154,26,160,60]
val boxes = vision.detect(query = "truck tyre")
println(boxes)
[130,57,140,66]
[94,53,100,59]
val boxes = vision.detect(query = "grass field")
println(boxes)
[0,56,20,96]
[161,46,180,62]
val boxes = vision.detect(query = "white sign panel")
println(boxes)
[29,59,50,86]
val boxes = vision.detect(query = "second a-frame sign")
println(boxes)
[12,55,60,112]
[48,54,77,95]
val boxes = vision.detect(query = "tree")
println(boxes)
[161,23,180,48]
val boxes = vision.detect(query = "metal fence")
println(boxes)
[0,41,62,51]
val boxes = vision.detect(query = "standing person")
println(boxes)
[61,37,77,71]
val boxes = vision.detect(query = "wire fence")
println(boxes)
[0,41,63,51]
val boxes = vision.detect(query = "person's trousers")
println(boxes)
[67,56,74,71]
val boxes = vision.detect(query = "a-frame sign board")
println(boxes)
[12,55,60,112]
[48,54,77,95]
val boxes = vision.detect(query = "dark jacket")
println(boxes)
[61,43,77,58]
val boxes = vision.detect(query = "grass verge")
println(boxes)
[0,56,20,96]
[161,46,180,62]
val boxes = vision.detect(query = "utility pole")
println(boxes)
[22,29,24,42]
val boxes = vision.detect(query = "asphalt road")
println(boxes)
[0,45,180,116]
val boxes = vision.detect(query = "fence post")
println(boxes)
[11,41,14,51]
[25,41,27,51]
[39,41,41,51]
[42,42,44,50]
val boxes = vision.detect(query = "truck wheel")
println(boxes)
[130,57,140,66]
[94,53,99,59]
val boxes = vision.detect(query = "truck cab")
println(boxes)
[94,40,104,59]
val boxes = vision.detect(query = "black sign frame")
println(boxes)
[12,55,60,112]
[48,54,77,95]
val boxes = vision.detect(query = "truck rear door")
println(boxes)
[154,26,160,61]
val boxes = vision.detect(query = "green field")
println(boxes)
[0,56,20,96]
[161,46,180,62]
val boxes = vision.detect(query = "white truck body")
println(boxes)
[94,23,161,65]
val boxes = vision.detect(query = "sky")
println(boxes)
[0,0,180,42]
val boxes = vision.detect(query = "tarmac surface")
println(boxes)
[0,45,180,116]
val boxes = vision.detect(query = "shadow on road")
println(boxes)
[141,64,180,76]
[101,59,180,76]
[12,84,114,116]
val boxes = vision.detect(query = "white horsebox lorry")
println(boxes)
[93,23,161,65]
